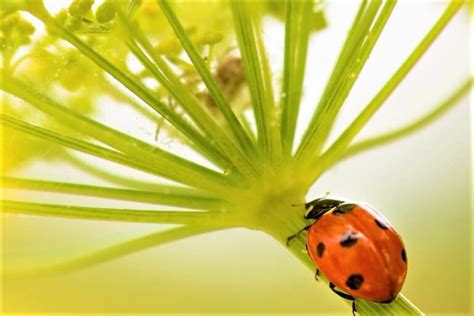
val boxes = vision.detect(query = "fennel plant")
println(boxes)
[1,0,471,314]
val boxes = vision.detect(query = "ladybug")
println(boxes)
[287,197,407,315]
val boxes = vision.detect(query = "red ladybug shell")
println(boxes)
[306,203,407,303]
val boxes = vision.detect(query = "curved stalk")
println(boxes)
[2,177,224,211]
[3,225,223,278]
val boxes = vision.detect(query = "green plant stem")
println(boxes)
[307,0,395,163]
[61,151,195,192]
[1,77,235,195]
[280,0,313,156]
[117,17,258,180]
[157,0,257,158]
[306,0,464,183]
[3,225,222,278]
[1,114,232,196]
[296,0,393,165]
[1,114,161,176]
[123,37,258,180]
[231,2,281,164]
[2,200,231,225]
[2,177,224,211]
[338,78,472,162]
[42,15,229,167]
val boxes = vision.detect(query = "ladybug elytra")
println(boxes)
[288,197,407,315]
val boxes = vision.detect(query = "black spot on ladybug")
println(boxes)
[317,242,325,257]
[375,218,388,230]
[332,203,356,216]
[346,274,364,290]
[340,231,358,247]
[401,249,407,263]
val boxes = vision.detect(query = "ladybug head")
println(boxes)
[304,197,345,220]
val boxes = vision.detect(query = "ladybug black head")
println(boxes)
[304,198,345,220]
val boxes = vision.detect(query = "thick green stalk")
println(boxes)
[295,0,387,164]
[2,200,230,225]
[231,2,281,163]
[339,78,472,162]
[306,0,464,183]
[280,0,313,156]
[42,16,229,167]
[157,0,257,158]
[3,225,222,278]
[2,177,223,211]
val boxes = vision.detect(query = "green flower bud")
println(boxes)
[55,9,69,25]
[17,19,35,35]
[155,37,182,55]
[64,15,82,32]
[192,31,223,45]
[69,0,94,17]
[2,14,20,34]
[96,1,117,23]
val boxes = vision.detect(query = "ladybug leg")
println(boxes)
[329,283,357,315]
[329,282,354,300]
[352,301,357,316]
[314,269,320,281]
[286,224,312,246]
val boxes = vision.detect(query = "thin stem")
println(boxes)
[118,16,258,180]
[123,38,258,180]
[61,151,189,192]
[307,0,395,163]
[3,225,221,278]
[2,75,234,191]
[306,1,464,183]
[157,0,257,158]
[42,15,230,167]
[1,114,233,196]
[339,78,472,162]
[231,2,281,164]
[2,177,224,211]
[280,0,313,156]
[2,200,230,225]
[295,0,390,164]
